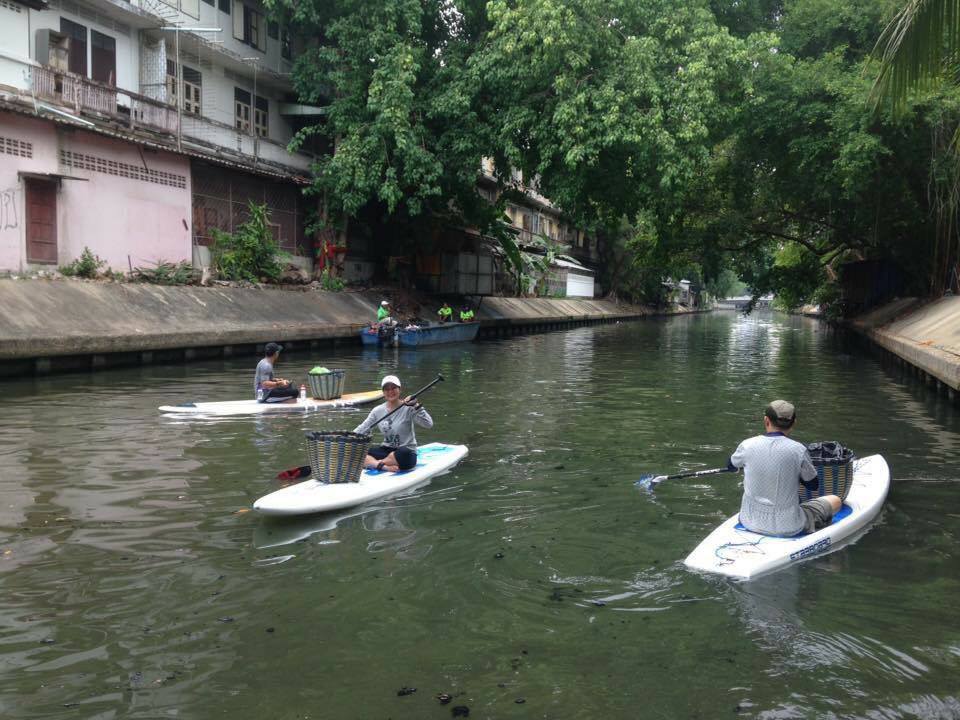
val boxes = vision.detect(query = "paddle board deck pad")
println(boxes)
[253,443,468,516]
[683,454,889,580]
[159,390,383,416]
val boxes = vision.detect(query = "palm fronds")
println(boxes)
[870,0,960,112]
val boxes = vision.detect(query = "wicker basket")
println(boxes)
[800,441,856,501]
[305,430,370,484]
[307,369,346,400]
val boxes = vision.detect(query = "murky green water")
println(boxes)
[2,312,959,719]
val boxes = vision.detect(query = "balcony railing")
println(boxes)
[31,65,178,134]
[32,66,117,115]
[26,64,308,171]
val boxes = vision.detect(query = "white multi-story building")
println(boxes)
[0,0,321,273]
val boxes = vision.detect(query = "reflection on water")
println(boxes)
[1,312,959,718]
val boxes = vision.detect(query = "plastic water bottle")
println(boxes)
[256,386,264,402]
[299,384,307,402]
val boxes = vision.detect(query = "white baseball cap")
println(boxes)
[381,374,401,388]
[381,300,390,306]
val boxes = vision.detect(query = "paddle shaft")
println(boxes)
[637,465,735,491]
[276,374,445,481]
[662,466,732,482]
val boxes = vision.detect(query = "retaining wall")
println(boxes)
[848,296,960,399]
[0,279,655,377]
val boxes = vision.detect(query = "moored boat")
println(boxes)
[683,454,890,580]
[359,322,479,347]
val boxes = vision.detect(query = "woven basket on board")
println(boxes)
[305,430,370,484]
[800,441,856,501]
[307,369,346,400]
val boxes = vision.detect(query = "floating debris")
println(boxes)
[451,706,470,717]
[397,686,417,697]
[436,693,453,705]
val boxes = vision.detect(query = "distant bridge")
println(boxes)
[714,296,770,310]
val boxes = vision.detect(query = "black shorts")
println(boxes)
[262,385,298,403]
[367,445,417,471]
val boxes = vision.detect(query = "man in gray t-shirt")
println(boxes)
[254,342,298,403]
[729,400,841,536]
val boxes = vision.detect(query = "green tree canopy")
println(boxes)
[270,0,960,307]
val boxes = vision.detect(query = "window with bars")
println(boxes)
[167,62,202,115]
[234,87,251,132]
[281,29,291,60]
[254,95,268,137]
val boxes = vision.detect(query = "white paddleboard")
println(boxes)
[684,454,890,580]
[253,442,468,516]
[159,390,383,416]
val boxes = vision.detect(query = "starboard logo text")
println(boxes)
[790,537,831,561]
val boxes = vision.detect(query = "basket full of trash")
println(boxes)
[307,366,345,400]
[801,441,856,501]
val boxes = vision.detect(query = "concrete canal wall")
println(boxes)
[0,279,656,377]
[849,296,960,398]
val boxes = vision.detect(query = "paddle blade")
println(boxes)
[635,474,666,492]
[277,465,311,481]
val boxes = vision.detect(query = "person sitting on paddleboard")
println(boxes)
[728,400,841,536]
[254,343,298,403]
[353,374,433,472]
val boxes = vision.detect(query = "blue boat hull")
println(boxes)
[397,322,479,347]
[359,327,384,346]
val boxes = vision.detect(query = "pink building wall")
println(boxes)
[0,112,192,273]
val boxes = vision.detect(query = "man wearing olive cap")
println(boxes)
[727,400,842,536]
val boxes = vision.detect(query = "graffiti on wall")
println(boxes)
[1,187,19,231]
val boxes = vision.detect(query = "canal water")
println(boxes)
[1,311,959,719]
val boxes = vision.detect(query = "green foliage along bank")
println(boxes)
[266,0,959,312]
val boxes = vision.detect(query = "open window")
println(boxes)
[35,29,70,72]
[232,1,266,51]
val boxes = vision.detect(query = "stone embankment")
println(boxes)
[848,296,960,398]
[0,279,665,377]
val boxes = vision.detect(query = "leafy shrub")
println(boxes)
[319,268,345,291]
[210,202,286,282]
[132,260,197,285]
[60,247,105,278]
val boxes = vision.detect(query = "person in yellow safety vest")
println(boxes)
[460,305,475,323]
[437,302,453,323]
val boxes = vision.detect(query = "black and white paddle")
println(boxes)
[276,374,445,482]
[635,466,735,492]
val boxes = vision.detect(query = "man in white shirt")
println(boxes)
[729,400,841,536]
